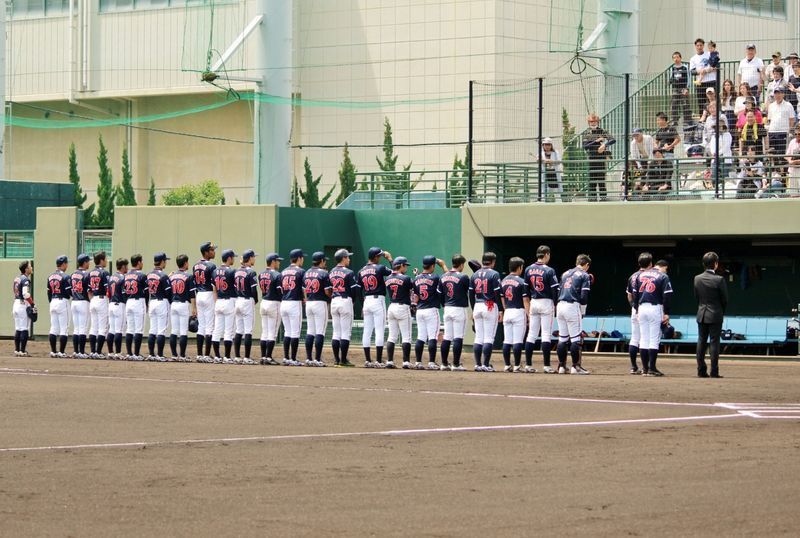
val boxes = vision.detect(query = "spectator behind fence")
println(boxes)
[737,147,766,198]
[707,123,733,178]
[739,110,768,156]
[765,66,789,106]
[733,83,751,116]
[736,97,763,130]
[785,126,800,195]
[695,41,720,86]
[721,79,736,130]
[702,101,729,144]
[690,38,715,114]
[736,43,764,105]
[539,137,564,202]
[582,113,615,201]
[767,88,796,162]
[765,51,788,82]
[669,51,692,126]
[787,61,800,112]
[630,128,654,168]
[654,112,680,158]
[645,148,672,193]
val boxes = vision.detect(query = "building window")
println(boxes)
[8,0,73,19]
[707,0,787,19]
[99,0,210,13]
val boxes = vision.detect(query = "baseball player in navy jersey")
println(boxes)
[329,249,359,367]
[303,252,333,366]
[439,254,470,371]
[87,251,110,358]
[47,256,72,357]
[280,249,306,366]
[107,258,129,359]
[258,253,283,365]
[12,260,35,356]
[385,257,414,369]
[556,254,592,374]
[524,245,560,373]
[469,252,503,372]
[358,247,393,366]
[192,242,217,360]
[211,249,237,363]
[146,252,172,361]
[414,255,447,370]
[233,250,259,364]
[633,256,673,376]
[168,255,195,361]
[124,254,148,359]
[625,256,647,374]
[70,254,93,358]
[501,257,531,372]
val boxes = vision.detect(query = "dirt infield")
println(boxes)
[1,342,798,537]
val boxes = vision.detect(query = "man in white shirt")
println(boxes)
[736,44,765,105]
[630,128,654,166]
[785,126,800,194]
[765,52,789,82]
[690,38,715,115]
[767,88,796,160]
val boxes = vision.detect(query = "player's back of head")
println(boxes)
[702,251,719,270]
[482,252,496,266]
[536,245,550,260]
[116,258,129,271]
[130,254,143,268]
[176,254,189,269]
[451,254,466,269]
[638,252,653,269]
[508,257,524,273]
[93,251,106,266]
[576,254,591,267]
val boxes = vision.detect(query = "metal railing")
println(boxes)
[81,230,113,257]
[0,231,34,259]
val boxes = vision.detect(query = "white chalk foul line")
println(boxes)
[0,413,743,454]
[0,368,720,409]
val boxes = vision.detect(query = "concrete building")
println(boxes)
[3,0,799,205]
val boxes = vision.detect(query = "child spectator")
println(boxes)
[696,41,720,86]
[669,51,692,125]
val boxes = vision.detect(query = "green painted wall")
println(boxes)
[276,208,357,262]
[0,180,73,230]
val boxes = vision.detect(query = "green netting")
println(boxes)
[180,0,246,74]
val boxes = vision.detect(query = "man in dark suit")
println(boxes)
[694,252,728,378]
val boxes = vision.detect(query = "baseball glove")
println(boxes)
[467,259,481,273]
[188,315,199,333]
[26,305,38,322]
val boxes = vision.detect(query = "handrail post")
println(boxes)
[623,73,630,201]
[537,77,544,202]
[714,77,721,199]
[468,80,474,203]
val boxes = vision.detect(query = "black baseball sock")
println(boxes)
[89,334,97,354]
[427,339,437,363]
[59,335,68,354]
[363,347,371,363]
[305,334,315,361]
[260,339,268,358]
[72,335,80,354]
[244,335,253,359]
[375,345,383,363]
[156,335,166,357]
[179,336,188,357]
[14,331,20,352]
[49,334,57,353]
[414,340,425,362]
[79,335,87,354]
[340,340,350,362]
[126,334,134,356]
[401,342,411,363]
[640,349,650,371]
[170,335,178,357]
[134,333,143,356]
[234,334,243,358]
[556,341,568,367]
[115,333,123,353]
[20,330,29,353]
[223,340,232,358]
[473,343,483,366]
[524,341,535,366]
[213,341,221,358]
[541,340,552,367]
[569,341,581,367]
[482,343,493,366]
[314,335,324,361]
[204,334,213,357]
[502,344,512,366]
[332,339,341,362]
[197,334,205,357]
[453,338,463,366]
[290,337,299,360]
[513,343,523,367]
[441,339,451,365]
[97,335,106,355]
[649,349,658,371]
[266,340,276,359]
[386,341,395,362]
[285,338,292,360]
[148,334,156,356]
[629,345,639,369]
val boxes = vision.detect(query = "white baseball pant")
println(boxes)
[195,291,215,335]
[416,308,440,342]
[148,299,169,336]
[443,306,467,340]
[387,303,412,344]
[638,303,663,350]
[629,307,641,348]
[213,297,236,341]
[556,301,582,341]
[472,302,499,345]
[503,308,526,345]
[49,298,70,336]
[235,297,255,334]
[13,301,29,331]
[170,301,190,337]
[260,300,281,340]
[280,300,303,339]
[305,300,328,336]
[109,302,126,334]
[362,295,386,347]
[71,300,90,336]
[125,298,146,334]
[89,296,109,337]
[331,297,354,341]
[526,298,554,343]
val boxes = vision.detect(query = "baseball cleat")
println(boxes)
[364,361,374,368]
[213,357,223,364]
[503,365,513,372]
[402,361,411,369]
[570,365,590,375]
[649,369,664,377]
[543,366,556,374]
[474,365,485,372]
[242,358,255,365]
[414,362,425,370]
[317,360,327,367]
[373,362,386,369]
[557,366,567,374]
[49,352,57,358]
[385,361,396,369]
[339,360,355,368]
[282,358,294,366]
[233,357,242,365]
[630,367,641,375]
[451,365,466,371]
[523,366,536,373]
[440,364,450,371]
[484,365,495,372]
[427,362,439,370]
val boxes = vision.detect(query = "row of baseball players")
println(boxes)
[23,242,672,374]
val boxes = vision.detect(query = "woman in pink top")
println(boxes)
[736,97,763,130]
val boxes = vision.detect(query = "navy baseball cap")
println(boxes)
[77,253,91,265]
[774,87,785,93]
[200,241,216,254]
[632,128,643,135]
[289,249,306,259]
[422,255,436,266]
[266,252,283,264]
[242,249,256,261]
[334,248,353,262]
[221,249,235,261]
[367,247,383,259]
[154,252,170,263]
[312,251,328,263]
[392,256,409,268]
[56,255,68,266]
